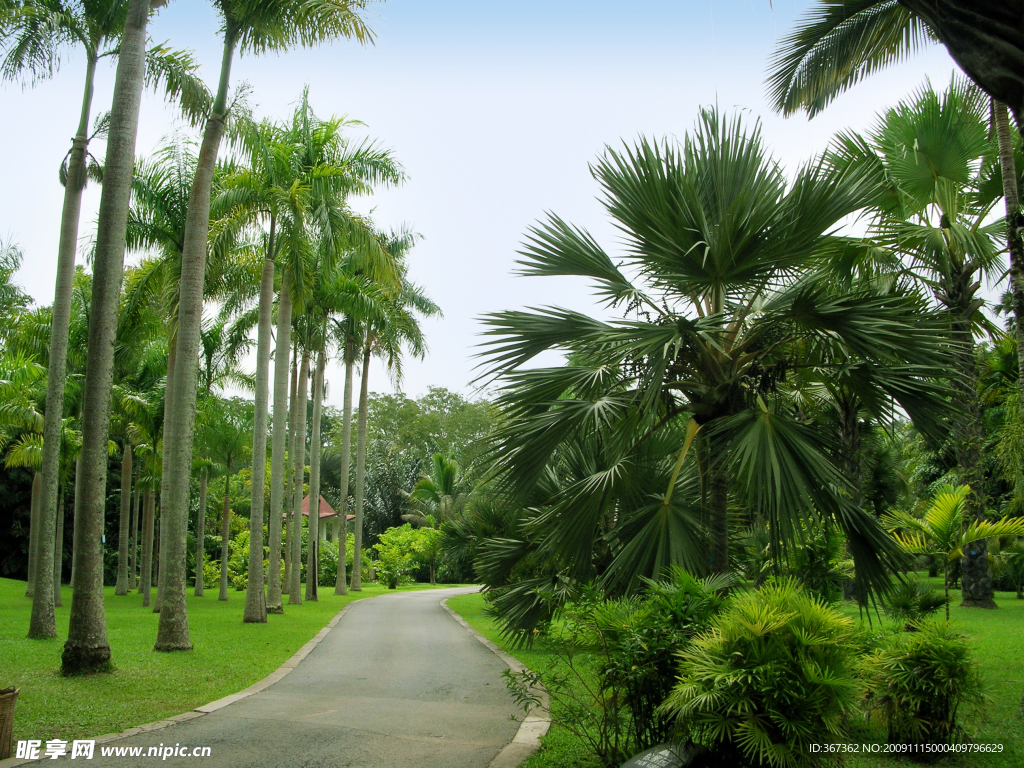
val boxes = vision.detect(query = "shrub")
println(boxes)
[659,580,863,768]
[505,570,733,766]
[863,619,984,758]
[881,575,945,629]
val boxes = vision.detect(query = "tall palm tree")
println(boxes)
[350,231,440,591]
[829,80,1006,606]
[1,0,207,641]
[60,0,160,671]
[156,0,377,650]
[766,2,1024,533]
[218,98,403,617]
[476,110,953,634]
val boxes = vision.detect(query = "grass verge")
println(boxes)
[0,578,452,743]
[447,582,1024,768]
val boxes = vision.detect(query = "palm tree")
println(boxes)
[884,484,1024,620]
[156,0,377,650]
[218,96,403,616]
[2,0,207,642]
[766,1,1024,537]
[829,80,1006,606]
[476,110,954,634]
[403,453,473,528]
[60,0,155,672]
[350,231,440,591]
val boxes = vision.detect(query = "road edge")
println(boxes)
[0,600,357,768]
[440,595,551,768]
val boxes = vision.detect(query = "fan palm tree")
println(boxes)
[766,1,1024,528]
[829,80,1006,605]
[884,484,1024,620]
[477,109,953,633]
[156,0,377,650]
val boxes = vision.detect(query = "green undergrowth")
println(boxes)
[0,578,454,743]
[447,583,1024,768]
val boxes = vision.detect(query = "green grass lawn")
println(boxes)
[0,577,453,744]
[447,580,1024,768]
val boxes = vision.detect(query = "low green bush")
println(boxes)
[881,575,945,628]
[863,618,984,759]
[659,579,863,768]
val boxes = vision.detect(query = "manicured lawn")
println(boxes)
[0,578,453,744]
[447,581,1024,768]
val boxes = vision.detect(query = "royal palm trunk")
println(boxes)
[350,341,372,591]
[289,351,309,604]
[219,473,231,601]
[155,345,175,614]
[130,478,141,591]
[30,52,99,639]
[333,346,354,596]
[54,487,65,607]
[156,26,241,653]
[25,473,41,598]
[194,469,207,597]
[305,347,325,601]
[115,444,133,595]
[243,251,275,623]
[140,490,155,607]
[62,0,150,674]
[283,352,299,592]
[266,270,293,614]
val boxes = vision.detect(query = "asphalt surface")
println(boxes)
[83,587,522,768]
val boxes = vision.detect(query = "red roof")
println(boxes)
[302,494,337,519]
[283,495,354,522]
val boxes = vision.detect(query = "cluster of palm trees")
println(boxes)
[471,0,1024,634]
[1,0,437,674]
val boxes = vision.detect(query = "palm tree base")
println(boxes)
[60,643,112,675]
[958,598,997,609]
[266,604,284,614]
[154,642,193,652]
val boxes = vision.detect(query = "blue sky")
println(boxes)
[1,1,957,402]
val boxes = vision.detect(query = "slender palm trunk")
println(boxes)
[289,351,309,604]
[140,490,155,607]
[266,269,293,614]
[54,486,65,607]
[333,346,354,596]
[70,458,80,587]
[156,30,239,653]
[30,53,99,638]
[115,444,133,595]
[350,341,372,591]
[194,469,207,597]
[130,478,141,591]
[284,352,299,592]
[243,249,275,623]
[155,345,175,614]
[305,346,325,601]
[61,0,149,671]
[25,472,41,598]
[218,472,231,601]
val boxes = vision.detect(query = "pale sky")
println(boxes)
[1,0,958,406]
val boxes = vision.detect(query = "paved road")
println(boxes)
[85,587,521,768]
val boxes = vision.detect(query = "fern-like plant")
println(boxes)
[659,580,863,768]
[881,575,945,629]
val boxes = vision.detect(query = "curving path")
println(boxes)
[83,587,522,768]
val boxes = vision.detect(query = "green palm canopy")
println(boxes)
[476,108,955,635]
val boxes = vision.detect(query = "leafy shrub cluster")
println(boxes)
[507,576,985,768]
